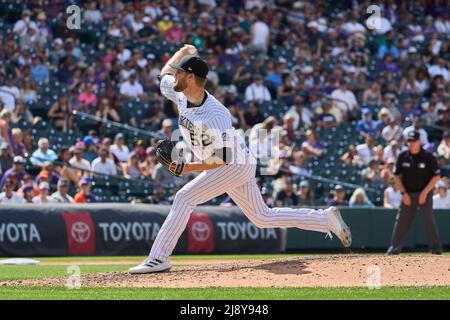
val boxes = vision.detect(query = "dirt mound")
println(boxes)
[3,255,450,288]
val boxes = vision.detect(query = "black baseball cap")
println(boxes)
[170,55,209,79]
[406,130,420,141]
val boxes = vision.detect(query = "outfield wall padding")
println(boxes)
[1,205,449,256]
[0,204,286,257]
[287,208,450,250]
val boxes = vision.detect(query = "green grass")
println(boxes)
[0,286,449,300]
[29,254,301,262]
[0,264,130,281]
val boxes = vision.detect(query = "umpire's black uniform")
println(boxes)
[387,131,442,255]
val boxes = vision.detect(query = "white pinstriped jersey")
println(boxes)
[160,74,248,163]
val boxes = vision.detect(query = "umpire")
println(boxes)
[387,130,442,255]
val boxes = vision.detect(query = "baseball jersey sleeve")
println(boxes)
[159,74,184,104]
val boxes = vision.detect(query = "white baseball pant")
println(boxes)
[149,163,330,261]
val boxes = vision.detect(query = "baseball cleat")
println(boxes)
[128,258,172,274]
[326,206,352,247]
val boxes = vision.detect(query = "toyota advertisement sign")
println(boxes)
[0,204,286,256]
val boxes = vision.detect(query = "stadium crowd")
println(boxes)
[0,0,448,208]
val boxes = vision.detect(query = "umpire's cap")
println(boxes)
[170,55,209,79]
[406,130,420,141]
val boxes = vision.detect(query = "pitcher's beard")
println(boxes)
[173,81,187,92]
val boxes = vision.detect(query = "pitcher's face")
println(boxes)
[174,70,188,92]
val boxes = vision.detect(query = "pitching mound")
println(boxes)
[3,255,450,288]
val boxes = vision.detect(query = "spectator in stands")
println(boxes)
[340,144,363,167]
[120,73,145,99]
[244,74,271,103]
[138,16,158,42]
[330,77,359,121]
[36,162,60,192]
[297,180,314,206]
[356,134,376,166]
[108,18,130,40]
[157,119,173,139]
[361,159,382,183]
[362,81,382,107]
[381,116,402,143]
[10,128,25,157]
[287,150,309,177]
[20,78,37,104]
[382,94,401,123]
[95,97,119,123]
[375,108,392,135]
[69,146,91,175]
[428,57,449,82]
[277,72,295,105]
[78,83,97,112]
[243,102,265,129]
[157,15,173,34]
[0,109,13,152]
[0,74,20,111]
[433,180,450,209]
[436,108,450,129]
[249,12,270,55]
[316,100,338,129]
[91,147,117,176]
[82,138,98,163]
[13,9,37,37]
[301,129,326,159]
[145,186,171,205]
[110,133,130,163]
[21,184,34,203]
[403,117,429,145]
[282,115,297,145]
[285,95,313,130]
[12,99,34,125]
[51,179,74,203]
[349,188,375,208]
[384,176,402,209]
[384,139,405,162]
[437,131,450,159]
[0,178,24,204]
[327,185,349,207]
[74,177,97,203]
[48,95,73,132]
[30,138,57,167]
[381,157,396,185]
[83,1,103,24]
[30,55,49,85]
[140,147,158,178]
[0,143,13,174]
[356,108,378,139]
[0,156,26,189]
[32,182,54,204]
[165,17,185,44]
[123,151,143,179]
[275,177,298,207]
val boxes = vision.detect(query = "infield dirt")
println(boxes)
[3,254,450,288]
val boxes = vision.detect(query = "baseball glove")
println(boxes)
[155,138,185,176]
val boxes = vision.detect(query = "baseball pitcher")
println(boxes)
[129,45,352,273]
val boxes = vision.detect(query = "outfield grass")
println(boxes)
[0,286,449,300]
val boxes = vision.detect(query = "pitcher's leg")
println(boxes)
[149,164,254,261]
[227,177,329,233]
